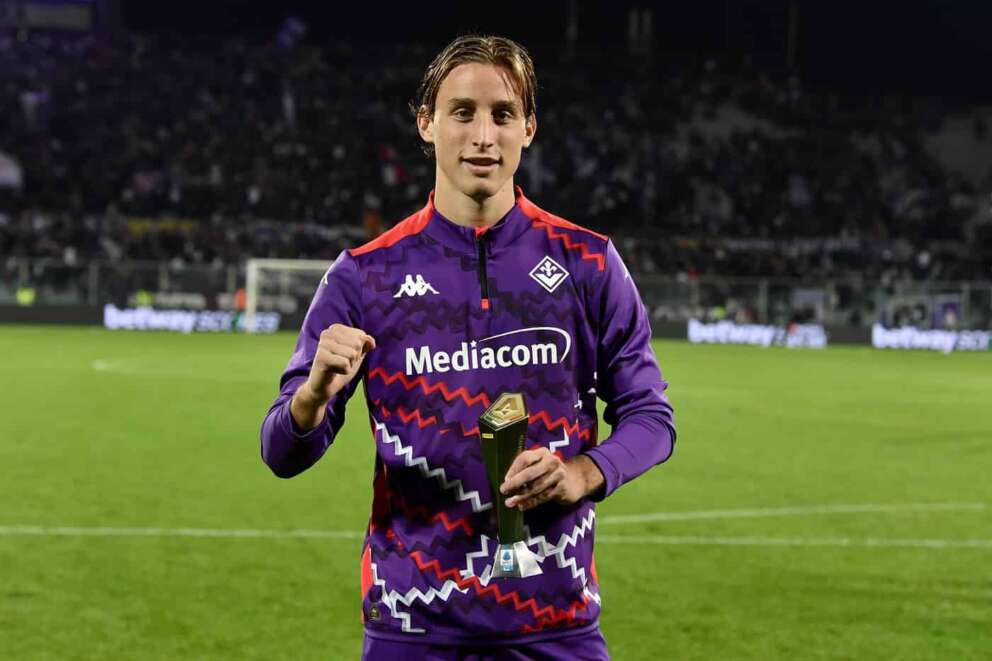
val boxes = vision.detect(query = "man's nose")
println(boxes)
[472,116,495,149]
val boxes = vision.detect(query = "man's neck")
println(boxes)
[432,174,516,229]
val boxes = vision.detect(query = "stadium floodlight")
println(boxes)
[244,258,331,334]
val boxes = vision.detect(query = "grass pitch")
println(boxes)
[0,326,989,660]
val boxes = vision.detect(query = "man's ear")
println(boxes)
[417,105,435,145]
[523,113,537,149]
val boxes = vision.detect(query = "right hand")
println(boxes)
[303,324,376,405]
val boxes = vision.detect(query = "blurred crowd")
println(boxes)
[2,29,991,283]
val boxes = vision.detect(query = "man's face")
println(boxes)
[419,63,536,202]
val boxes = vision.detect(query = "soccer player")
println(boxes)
[260,34,676,660]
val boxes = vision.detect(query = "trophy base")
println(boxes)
[491,541,543,578]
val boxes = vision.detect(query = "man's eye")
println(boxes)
[495,112,513,123]
[453,109,472,120]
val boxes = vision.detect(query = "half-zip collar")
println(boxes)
[422,186,534,255]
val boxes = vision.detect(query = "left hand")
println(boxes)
[500,448,604,512]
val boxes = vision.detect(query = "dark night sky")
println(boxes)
[120,0,992,103]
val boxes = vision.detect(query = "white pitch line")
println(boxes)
[595,535,992,549]
[0,526,990,550]
[0,525,363,540]
[596,502,987,525]
[90,360,270,383]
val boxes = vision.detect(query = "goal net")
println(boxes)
[244,258,332,334]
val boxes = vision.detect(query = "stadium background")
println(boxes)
[1,1,990,659]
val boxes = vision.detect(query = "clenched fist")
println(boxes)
[291,324,375,431]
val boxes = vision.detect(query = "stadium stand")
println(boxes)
[1,30,990,327]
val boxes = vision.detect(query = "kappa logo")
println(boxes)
[529,256,569,293]
[393,274,439,298]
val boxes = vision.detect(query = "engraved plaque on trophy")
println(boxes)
[479,392,542,578]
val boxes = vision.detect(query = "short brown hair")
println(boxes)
[411,34,538,158]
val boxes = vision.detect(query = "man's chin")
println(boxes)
[467,186,495,203]
[460,176,506,203]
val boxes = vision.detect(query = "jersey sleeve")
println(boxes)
[582,240,676,499]
[259,251,365,478]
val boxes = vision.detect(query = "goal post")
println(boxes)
[244,258,331,334]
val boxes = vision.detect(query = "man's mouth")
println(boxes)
[462,157,500,166]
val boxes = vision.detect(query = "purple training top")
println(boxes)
[260,186,676,646]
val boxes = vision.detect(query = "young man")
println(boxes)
[260,35,676,660]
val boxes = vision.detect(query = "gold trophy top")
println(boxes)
[480,392,528,434]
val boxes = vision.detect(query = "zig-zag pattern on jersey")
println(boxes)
[396,484,597,618]
[373,528,476,560]
[519,505,601,633]
[375,529,490,563]
[363,302,474,341]
[547,428,571,458]
[376,402,438,429]
[583,587,602,606]
[374,401,501,471]
[380,419,580,469]
[372,375,580,429]
[372,521,598,627]
[364,243,583,333]
[449,412,589,444]
[374,418,492,513]
[373,397,588,475]
[368,278,580,334]
[371,561,468,634]
[363,244,477,296]
[371,535,588,633]
[484,286,578,327]
[368,367,491,409]
[378,404,477,461]
[426,512,474,537]
[385,500,475,538]
[434,587,584,623]
[514,367,579,401]
[409,550,592,627]
[531,220,606,272]
[530,412,591,442]
[373,401,485,474]
[524,507,597,587]
[457,539,560,601]
[520,614,592,634]
[461,534,493,583]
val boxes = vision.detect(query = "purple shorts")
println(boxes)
[361,628,610,660]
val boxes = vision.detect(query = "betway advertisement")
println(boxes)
[687,319,828,348]
[103,304,280,334]
[871,324,990,354]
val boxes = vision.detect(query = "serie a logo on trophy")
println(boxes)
[478,392,543,578]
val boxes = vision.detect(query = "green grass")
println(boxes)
[0,326,990,660]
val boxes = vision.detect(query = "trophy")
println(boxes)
[479,392,543,578]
